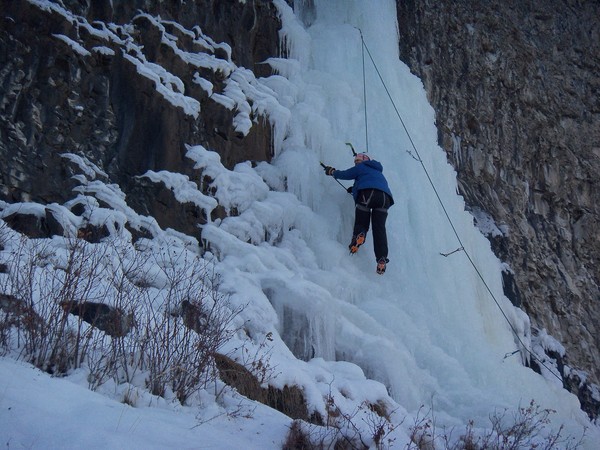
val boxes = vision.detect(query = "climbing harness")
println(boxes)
[356,28,563,384]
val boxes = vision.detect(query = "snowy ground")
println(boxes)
[0,357,291,449]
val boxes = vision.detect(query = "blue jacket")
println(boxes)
[333,160,394,204]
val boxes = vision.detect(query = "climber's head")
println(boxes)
[354,153,370,164]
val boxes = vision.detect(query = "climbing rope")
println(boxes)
[357,29,563,384]
[359,28,369,153]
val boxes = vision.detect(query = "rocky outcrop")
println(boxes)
[60,300,134,338]
[214,353,319,424]
[396,0,600,392]
[0,0,280,240]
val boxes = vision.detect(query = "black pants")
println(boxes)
[353,189,392,260]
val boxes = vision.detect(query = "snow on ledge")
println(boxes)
[52,34,91,57]
[139,170,218,216]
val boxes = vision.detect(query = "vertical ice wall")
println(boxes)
[205,0,596,441]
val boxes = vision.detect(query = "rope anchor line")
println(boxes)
[355,27,563,384]
[406,148,422,162]
[503,349,521,360]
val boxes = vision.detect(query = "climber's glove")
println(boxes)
[324,166,336,176]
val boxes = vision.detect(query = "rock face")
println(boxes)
[396,0,600,389]
[0,0,281,240]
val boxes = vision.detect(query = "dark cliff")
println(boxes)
[1,0,280,239]
[397,0,600,412]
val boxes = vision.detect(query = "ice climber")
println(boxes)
[323,152,394,274]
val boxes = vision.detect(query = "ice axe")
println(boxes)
[345,142,357,157]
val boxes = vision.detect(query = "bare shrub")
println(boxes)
[328,397,401,450]
[474,400,585,450]
[96,241,151,388]
[0,233,127,384]
[282,387,399,450]
[362,402,402,450]
[85,333,116,390]
[0,222,11,352]
[293,396,584,450]
[415,399,586,450]
[283,420,316,450]
[0,229,244,407]
[407,405,435,450]
[0,236,109,373]
[282,419,341,450]
[79,241,147,390]
[238,331,279,386]
[135,249,243,404]
[282,418,367,450]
